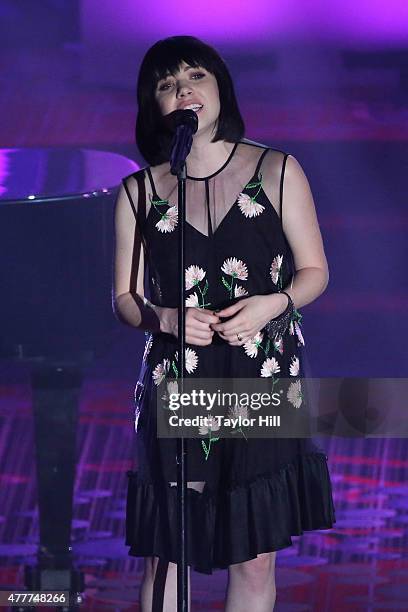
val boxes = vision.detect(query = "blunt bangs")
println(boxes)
[136,36,245,166]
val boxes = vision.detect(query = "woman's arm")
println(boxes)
[113,180,172,333]
[279,154,329,309]
[212,153,329,344]
[113,179,219,343]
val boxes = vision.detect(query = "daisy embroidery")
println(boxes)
[185,265,210,307]
[237,173,265,218]
[228,404,249,440]
[198,415,220,436]
[221,257,248,280]
[289,355,300,376]
[237,193,265,218]
[260,357,280,378]
[234,285,248,297]
[243,332,264,358]
[150,194,178,233]
[270,254,283,286]
[173,348,199,375]
[155,205,178,233]
[221,257,249,298]
[161,379,179,403]
[152,358,170,385]
[287,380,303,409]
[199,416,221,461]
[294,321,305,346]
[273,336,284,355]
[228,403,249,420]
[185,292,200,307]
[185,265,206,290]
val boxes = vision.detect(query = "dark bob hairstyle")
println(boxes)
[136,36,245,166]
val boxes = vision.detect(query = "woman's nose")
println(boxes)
[176,81,193,97]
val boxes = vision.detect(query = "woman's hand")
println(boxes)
[158,306,220,346]
[211,294,289,346]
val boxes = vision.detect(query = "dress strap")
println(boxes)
[121,177,137,220]
[204,178,213,238]
[254,147,270,178]
[121,170,147,244]
[121,170,147,223]
[279,153,290,224]
[145,167,159,200]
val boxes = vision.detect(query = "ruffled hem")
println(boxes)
[125,451,336,575]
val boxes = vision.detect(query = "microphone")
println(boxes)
[164,109,199,176]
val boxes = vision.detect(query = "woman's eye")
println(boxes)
[158,82,173,91]
[191,72,205,80]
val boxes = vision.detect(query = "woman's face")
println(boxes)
[154,61,220,135]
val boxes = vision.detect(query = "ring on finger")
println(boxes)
[236,332,243,342]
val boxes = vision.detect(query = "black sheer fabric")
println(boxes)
[122,140,336,574]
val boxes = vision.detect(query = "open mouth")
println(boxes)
[183,104,203,113]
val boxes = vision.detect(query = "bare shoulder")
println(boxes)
[283,154,311,186]
[260,148,288,182]
[253,147,289,217]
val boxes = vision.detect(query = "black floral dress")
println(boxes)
[122,141,336,574]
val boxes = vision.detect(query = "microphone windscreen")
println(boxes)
[163,109,198,134]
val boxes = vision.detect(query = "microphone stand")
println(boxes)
[176,161,188,612]
[169,116,196,612]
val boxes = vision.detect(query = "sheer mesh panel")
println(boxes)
[141,141,286,237]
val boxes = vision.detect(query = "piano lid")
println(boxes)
[0,148,139,204]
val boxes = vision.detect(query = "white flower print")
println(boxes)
[234,285,248,297]
[289,321,295,335]
[174,348,199,375]
[152,358,170,385]
[287,380,302,409]
[273,336,284,355]
[155,205,178,233]
[198,415,221,436]
[185,292,200,307]
[243,331,263,358]
[237,192,265,218]
[294,321,305,346]
[185,265,206,290]
[185,347,198,374]
[227,404,249,439]
[161,379,179,402]
[221,257,248,281]
[260,357,281,377]
[227,403,249,420]
[270,254,283,285]
[289,355,300,376]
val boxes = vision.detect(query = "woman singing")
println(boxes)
[114,35,335,611]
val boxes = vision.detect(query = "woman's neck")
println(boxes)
[185,134,236,178]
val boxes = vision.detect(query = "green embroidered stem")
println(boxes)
[150,195,170,218]
[201,434,219,460]
[264,338,271,356]
[277,267,283,290]
[231,426,247,441]
[221,276,231,291]
[197,279,211,308]
[220,274,236,299]
[244,173,263,202]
